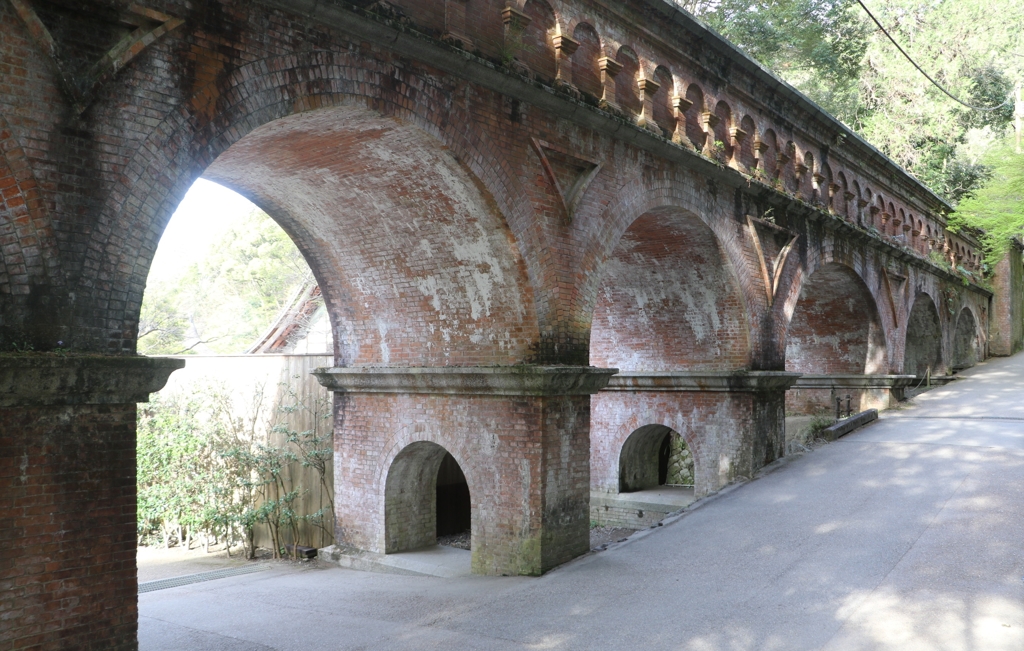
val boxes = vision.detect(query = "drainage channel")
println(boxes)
[139,564,271,593]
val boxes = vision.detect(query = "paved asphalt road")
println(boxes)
[140,354,1024,651]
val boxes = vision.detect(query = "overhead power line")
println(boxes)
[855,0,1012,112]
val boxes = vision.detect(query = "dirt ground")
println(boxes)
[137,544,254,583]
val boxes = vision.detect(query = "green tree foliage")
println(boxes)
[139,208,312,355]
[137,379,333,558]
[685,0,1023,206]
[949,136,1024,267]
[694,0,870,119]
[853,1,1021,203]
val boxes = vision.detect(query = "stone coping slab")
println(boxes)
[792,374,917,390]
[822,409,879,441]
[603,371,801,392]
[591,486,697,512]
[313,366,618,396]
[0,355,185,407]
[318,544,472,578]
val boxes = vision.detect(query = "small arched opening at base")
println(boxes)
[619,425,694,493]
[384,442,471,554]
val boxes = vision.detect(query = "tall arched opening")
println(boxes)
[589,206,771,507]
[590,207,750,373]
[786,263,888,415]
[384,442,472,553]
[952,308,981,371]
[904,293,943,377]
[126,97,564,575]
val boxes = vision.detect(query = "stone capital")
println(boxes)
[501,6,531,27]
[313,365,618,396]
[0,355,185,407]
[637,78,660,96]
[552,34,579,55]
[602,371,801,393]
[671,96,692,113]
[598,56,622,77]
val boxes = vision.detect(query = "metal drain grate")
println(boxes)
[139,564,271,593]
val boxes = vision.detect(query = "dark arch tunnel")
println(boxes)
[619,424,694,493]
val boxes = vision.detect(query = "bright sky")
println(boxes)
[148,179,257,282]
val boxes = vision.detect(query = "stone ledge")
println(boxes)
[823,409,878,441]
[318,544,471,578]
[602,371,801,392]
[313,366,618,396]
[792,374,917,390]
[0,355,185,407]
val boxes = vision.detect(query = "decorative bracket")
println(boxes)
[746,215,799,307]
[881,267,907,327]
[9,0,183,115]
[530,138,602,223]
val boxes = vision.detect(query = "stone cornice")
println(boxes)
[792,374,917,390]
[603,371,801,392]
[313,366,618,396]
[0,355,185,407]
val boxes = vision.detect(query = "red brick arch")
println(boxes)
[617,423,700,492]
[903,290,944,376]
[0,112,60,300]
[580,170,764,370]
[85,51,543,364]
[781,257,890,375]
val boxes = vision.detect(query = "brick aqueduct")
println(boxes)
[0,0,1001,647]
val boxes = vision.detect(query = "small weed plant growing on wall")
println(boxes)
[137,378,332,559]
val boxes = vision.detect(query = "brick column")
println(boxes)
[314,366,615,576]
[671,95,693,147]
[553,34,579,86]
[597,56,622,111]
[989,243,1024,356]
[0,356,183,651]
[590,371,799,499]
[636,77,660,131]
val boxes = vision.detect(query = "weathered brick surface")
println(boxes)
[990,244,1024,356]
[591,389,784,498]
[333,391,590,575]
[0,404,138,651]
[904,292,944,376]
[0,0,1004,644]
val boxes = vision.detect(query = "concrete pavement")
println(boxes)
[140,354,1024,651]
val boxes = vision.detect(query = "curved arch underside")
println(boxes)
[203,105,539,366]
[786,263,887,375]
[384,440,466,553]
[952,308,980,370]
[904,294,943,376]
[619,424,673,493]
[590,208,750,371]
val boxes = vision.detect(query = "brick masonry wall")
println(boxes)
[0,404,138,651]
[0,0,998,644]
[904,293,944,376]
[0,0,990,365]
[332,391,590,576]
[590,209,750,372]
[786,262,888,376]
[591,389,784,498]
[990,245,1024,356]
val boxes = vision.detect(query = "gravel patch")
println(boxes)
[589,526,636,549]
[437,530,471,550]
